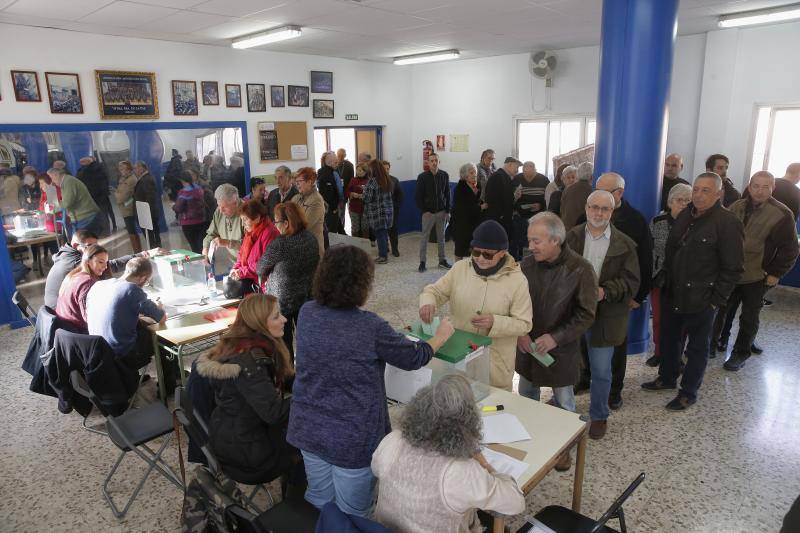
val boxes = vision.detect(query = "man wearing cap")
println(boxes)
[485,157,523,243]
[419,220,533,391]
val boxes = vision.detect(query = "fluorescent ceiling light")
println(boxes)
[232,25,302,49]
[393,49,460,65]
[718,3,800,28]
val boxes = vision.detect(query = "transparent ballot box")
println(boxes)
[149,249,208,292]
[5,211,46,237]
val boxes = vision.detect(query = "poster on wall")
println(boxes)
[95,70,158,119]
[450,134,469,152]
[172,80,198,115]
[225,84,242,107]
[436,135,445,151]
[201,81,219,105]
[45,72,83,114]
[310,71,333,93]
[11,70,42,102]
[259,129,279,161]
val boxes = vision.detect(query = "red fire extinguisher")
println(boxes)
[422,140,434,172]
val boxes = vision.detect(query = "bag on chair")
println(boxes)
[182,465,247,533]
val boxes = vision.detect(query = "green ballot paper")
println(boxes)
[529,342,555,367]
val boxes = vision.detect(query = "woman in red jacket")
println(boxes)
[229,199,279,294]
[55,243,110,333]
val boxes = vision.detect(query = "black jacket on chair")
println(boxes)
[24,305,60,396]
[43,329,139,417]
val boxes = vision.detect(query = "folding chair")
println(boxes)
[12,290,36,326]
[519,473,645,533]
[173,386,272,512]
[226,498,320,533]
[70,370,184,518]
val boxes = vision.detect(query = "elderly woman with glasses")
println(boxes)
[450,162,483,260]
[372,375,525,533]
[419,220,533,391]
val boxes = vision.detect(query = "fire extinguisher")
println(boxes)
[422,140,434,172]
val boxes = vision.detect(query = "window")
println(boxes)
[515,116,595,177]
[749,105,800,179]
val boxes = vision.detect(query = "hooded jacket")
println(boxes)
[420,256,532,390]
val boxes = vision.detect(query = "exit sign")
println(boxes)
[345,114,358,120]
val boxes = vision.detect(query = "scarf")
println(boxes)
[239,219,268,264]
[471,255,507,277]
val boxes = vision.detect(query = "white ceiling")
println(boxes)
[0,0,796,62]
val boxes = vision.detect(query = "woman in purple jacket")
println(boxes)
[172,170,207,253]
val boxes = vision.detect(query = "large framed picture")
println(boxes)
[288,85,309,107]
[11,70,41,102]
[45,72,83,114]
[270,85,285,107]
[172,80,198,116]
[95,70,158,119]
[247,83,266,112]
[225,84,242,107]
[313,99,334,119]
[310,71,333,93]
[201,81,219,105]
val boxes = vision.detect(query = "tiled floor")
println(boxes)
[2,217,799,532]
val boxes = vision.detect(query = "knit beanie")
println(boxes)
[470,220,509,250]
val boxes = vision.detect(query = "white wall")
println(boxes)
[0,23,413,178]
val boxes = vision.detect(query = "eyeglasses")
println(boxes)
[587,204,613,213]
[295,178,307,184]
[471,249,500,260]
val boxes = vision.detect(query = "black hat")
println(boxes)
[470,220,509,250]
[504,156,522,165]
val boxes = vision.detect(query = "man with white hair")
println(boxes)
[560,161,594,230]
[661,153,689,212]
[266,165,298,220]
[47,166,104,237]
[203,183,243,274]
[642,172,744,410]
[565,190,639,439]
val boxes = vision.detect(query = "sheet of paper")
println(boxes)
[384,365,432,404]
[481,447,529,483]
[481,413,532,444]
[290,144,308,160]
[420,316,439,336]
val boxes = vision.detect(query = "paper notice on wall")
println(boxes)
[291,144,308,160]
[135,201,153,231]
[450,134,469,152]
[258,122,275,131]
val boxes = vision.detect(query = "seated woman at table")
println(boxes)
[257,202,320,359]
[55,243,110,333]
[196,294,302,485]
[228,199,279,294]
[372,375,525,533]
[287,245,455,517]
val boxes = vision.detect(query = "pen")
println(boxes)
[481,405,504,412]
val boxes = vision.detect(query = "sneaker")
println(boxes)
[750,342,764,355]
[554,451,572,472]
[645,354,661,367]
[762,298,773,307]
[641,378,676,392]
[392,250,400,257]
[438,259,452,269]
[665,395,696,411]
[723,352,749,371]
[375,257,388,264]
[418,262,426,273]
[589,420,607,440]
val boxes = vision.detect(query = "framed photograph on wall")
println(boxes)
[247,83,266,112]
[45,72,83,114]
[288,85,309,107]
[95,70,158,119]
[270,85,285,107]
[172,80,198,116]
[201,81,219,105]
[313,99,334,119]
[225,84,242,107]
[310,71,333,93]
[11,70,42,102]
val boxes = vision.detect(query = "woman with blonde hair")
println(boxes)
[55,243,110,333]
[196,294,301,484]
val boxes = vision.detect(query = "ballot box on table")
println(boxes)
[150,249,208,292]
[5,211,46,237]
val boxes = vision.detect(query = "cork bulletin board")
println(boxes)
[258,121,308,162]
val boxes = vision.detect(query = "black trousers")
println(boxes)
[144,228,162,248]
[96,194,117,232]
[283,309,299,362]
[388,212,399,254]
[658,299,715,401]
[579,336,628,399]
[181,223,206,254]
[711,280,767,356]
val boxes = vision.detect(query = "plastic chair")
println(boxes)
[519,473,645,533]
[12,290,36,326]
[70,370,184,518]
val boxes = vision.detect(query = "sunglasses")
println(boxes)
[471,249,500,260]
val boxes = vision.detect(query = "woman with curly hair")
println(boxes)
[372,375,525,532]
[287,245,455,517]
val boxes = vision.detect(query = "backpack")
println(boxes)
[182,464,247,533]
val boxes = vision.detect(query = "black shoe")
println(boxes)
[708,346,716,359]
[418,262,426,273]
[750,342,763,355]
[717,340,728,352]
[665,395,696,411]
[573,380,590,395]
[641,378,676,392]
[723,352,749,371]
[392,250,400,257]
[645,354,661,367]
[609,395,623,410]
[438,259,452,269]
[762,298,773,307]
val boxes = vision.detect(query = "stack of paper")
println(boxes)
[481,413,532,444]
[481,447,530,483]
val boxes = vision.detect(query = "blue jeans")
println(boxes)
[374,227,388,259]
[301,450,375,517]
[517,374,576,412]
[586,332,614,421]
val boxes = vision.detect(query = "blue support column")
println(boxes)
[594,0,679,354]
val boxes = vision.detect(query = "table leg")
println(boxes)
[153,332,167,405]
[492,516,505,533]
[572,431,588,512]
[177,344,186,386]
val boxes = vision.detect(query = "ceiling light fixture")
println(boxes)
[232,25,302,49]
[393,49,460,65]
[718,3,800,28]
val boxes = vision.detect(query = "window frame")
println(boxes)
[512,114,596,177]
[745,102,800,180]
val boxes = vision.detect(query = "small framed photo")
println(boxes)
[225,84,242,107]
[313,99,334,119]
[247,83,266,112]
[95,70,158,119]
[270,85,285,107]
[288,85,309,107]
[45,72,83,114]
[310,71,333,93]
[11,70,42,102]
[172,80,198,116]
[201,81,219,105]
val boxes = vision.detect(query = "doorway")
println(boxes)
[313,126,383,165]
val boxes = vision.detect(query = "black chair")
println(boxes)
[70,370,184,518]
[519,473,645,533]
[226,498,320,533]
[12,290,36,326]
